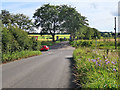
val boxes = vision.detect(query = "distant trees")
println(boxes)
[76,26,100,40]
[0,10,34,32]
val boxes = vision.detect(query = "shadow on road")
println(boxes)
[65,57,77,88]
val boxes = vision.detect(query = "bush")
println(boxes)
[2,25,41,54]
[69,40,92,48]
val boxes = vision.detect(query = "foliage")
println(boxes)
[60,5,88,40]
[70,39,116,49]
[73,47,119,88]
[69,40,92,47]
[0,10,34,32]
[2,50,41,63]
[33,4,62,42]
[2,25,41,54]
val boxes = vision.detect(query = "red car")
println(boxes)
[40,45,49,51]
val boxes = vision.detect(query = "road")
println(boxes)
[2,41,76,88]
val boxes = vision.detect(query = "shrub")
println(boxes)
[69,40,92,48]
[2,25,41,54]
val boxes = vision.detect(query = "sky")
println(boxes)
[0,0,119,32]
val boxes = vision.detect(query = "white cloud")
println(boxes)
[1,0,119,32]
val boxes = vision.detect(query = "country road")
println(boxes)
[2,41,76,88]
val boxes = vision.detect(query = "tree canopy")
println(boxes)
[0,10,34,32]
[33,4,62,42]
[33,4,90,41]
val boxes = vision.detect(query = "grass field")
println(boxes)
[28,34,70,41]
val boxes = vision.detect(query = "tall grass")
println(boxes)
[2,50,41,63]
[73,47,119,88]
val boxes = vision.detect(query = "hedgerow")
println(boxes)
[2,24,41,63]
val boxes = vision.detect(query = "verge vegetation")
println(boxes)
[71,40,119,88]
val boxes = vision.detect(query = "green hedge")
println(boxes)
[2,25,41,54]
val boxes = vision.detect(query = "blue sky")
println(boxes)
[1,0,119,32]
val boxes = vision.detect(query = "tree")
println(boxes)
[59,5,88,41]
[13,14,34,32]
[0,10,11,27]
[92,28,101,39]
[33,4,62,42]
[0,10,34,32]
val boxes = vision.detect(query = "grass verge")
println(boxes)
[2,50,42,63]
[73,47,119,88]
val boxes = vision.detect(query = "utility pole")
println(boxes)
[114,17,117,49]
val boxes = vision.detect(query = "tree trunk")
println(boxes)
[52,34,55,42]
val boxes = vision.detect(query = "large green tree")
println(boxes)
[59,5,88,40]
[33,4,62,42]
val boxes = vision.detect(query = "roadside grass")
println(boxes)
[2,50,42,63]
[73,47,119,88]
[70,39,118,50]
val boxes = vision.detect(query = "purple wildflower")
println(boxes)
[111,61,115,64]
[97,57,100,60]
[105,59,108,62]
[107,61,110,63]
[113,68,116,71]
[88,59,90,61]
[105,57,107,59]
[91,59,96,62]
[96,61,98,65]
[99,60,101,62]
[106,61,110,64]
[98,64,101,66]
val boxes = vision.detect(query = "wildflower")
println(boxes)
[97,57,100,60]
[96,61,98,65]
[111,61,115,64]
[113,68,116,71]
[106,61,110,64]
[91,59,96,62]
[105,57,107,59]
[105,59,108,62]
[98,64,101,66]
[99,60,101,62]
[88,59,90,61]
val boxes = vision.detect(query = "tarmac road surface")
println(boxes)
[2,41,76,88]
